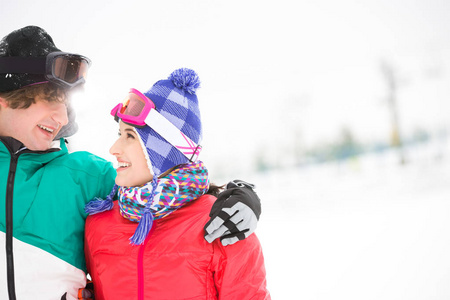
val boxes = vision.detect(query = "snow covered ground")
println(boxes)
[254,141,450,299]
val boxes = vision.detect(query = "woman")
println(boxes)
[84,68,270,299]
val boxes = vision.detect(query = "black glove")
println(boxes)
[204,179,261,246]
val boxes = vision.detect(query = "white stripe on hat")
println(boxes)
[144,109,201,162]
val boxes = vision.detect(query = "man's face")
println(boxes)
[0,95,69,151]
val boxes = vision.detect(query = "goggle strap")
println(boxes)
[0,57,46,74]
[145,109,201,162]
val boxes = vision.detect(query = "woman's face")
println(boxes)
[110,121,153,187]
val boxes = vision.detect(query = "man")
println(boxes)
[0,26,262,300]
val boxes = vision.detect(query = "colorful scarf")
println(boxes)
[85,161,209,245]
[118,161,209,222]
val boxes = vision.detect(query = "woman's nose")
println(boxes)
[109,138,122,156]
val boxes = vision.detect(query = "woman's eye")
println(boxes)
[127,133,135,139]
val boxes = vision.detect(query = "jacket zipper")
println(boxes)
[138,241,146,300]
[1,137,60,300]
[137,226,155,300]
[6,153,18,300]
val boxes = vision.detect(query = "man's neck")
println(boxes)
[0,136,62,154]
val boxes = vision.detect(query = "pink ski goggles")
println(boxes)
[111,88,202,162]
[110,88,154,127]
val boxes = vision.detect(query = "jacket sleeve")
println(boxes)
[212,233,271,299]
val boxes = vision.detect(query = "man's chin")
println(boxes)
[25,140,54,152]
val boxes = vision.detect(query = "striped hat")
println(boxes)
[136,68,202,177]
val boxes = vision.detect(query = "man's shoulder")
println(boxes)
[51,150,114,175]
[64,150,110,163]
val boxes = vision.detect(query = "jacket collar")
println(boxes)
[0,136,63,155]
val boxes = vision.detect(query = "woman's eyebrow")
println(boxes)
[123,128,137,136]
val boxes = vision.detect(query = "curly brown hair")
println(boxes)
[0,83,67,109]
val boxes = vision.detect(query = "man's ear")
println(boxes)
[0,97,8,108]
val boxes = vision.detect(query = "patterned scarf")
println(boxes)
[85,161,209,245]
[119,160,209,223]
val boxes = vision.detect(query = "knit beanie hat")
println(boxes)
[136,68,202,177]
[0,25,79,138]
[0,26,61,92]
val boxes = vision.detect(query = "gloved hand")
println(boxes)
[76,280,94,300]
[204,180,261,246]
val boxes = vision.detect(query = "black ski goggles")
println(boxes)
[0,51,91,89]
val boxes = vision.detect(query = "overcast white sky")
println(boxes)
[2,0,450,177]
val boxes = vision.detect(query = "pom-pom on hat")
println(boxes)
[136,68,202,177]
[0,26,61,92]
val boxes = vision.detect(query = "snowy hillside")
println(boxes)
[254,141,450,299]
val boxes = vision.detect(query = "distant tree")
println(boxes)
[380,60,406,165]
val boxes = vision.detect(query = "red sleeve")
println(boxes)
[211,233,271,299]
